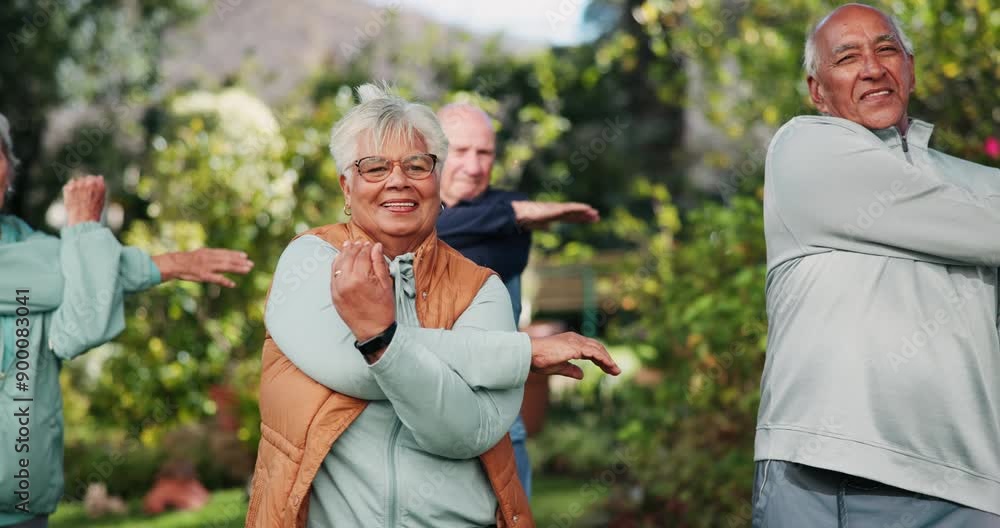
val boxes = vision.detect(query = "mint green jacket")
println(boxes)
[757,116,1000,515]
[0,215,161,523]
[266,234,531,527]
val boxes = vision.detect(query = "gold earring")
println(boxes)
[344,202,352,216]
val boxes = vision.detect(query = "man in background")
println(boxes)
[436,103,599,496]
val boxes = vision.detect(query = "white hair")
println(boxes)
[437,103,495,135]
[804,4,914,77]
[329,83,448,184]
[0,112,19,183]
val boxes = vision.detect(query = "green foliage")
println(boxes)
[0,0,206,224]
[607,188,766,525]
[76,87,353,453]
[595,0,997,524]
[23,1,997,523]
[631,0,999,160]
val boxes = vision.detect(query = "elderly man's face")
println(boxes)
[438,109,495,206]
[808,5,915,132]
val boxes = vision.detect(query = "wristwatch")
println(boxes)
[354,321,397,357]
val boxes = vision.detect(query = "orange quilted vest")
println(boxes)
[246,222,534,527]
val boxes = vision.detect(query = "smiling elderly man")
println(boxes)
[753,3,1000,526]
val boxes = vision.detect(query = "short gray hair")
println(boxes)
[0,112,19,183]
[329,83,448,184]
[0,114,18,170]
[804,4,914,77]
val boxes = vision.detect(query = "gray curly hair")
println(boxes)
[329,83,448,186]
[0,112,19,184]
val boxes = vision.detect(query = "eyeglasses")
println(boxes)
[352,154,438,182]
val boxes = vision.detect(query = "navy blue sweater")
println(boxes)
[437,189,531,282]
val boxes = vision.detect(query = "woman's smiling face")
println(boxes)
[339,134,442,257]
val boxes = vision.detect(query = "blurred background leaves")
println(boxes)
[3,0,996,525]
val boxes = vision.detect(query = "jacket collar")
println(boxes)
[345,220,438,300]
[871,118,934,150]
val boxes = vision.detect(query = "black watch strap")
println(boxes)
[354,321,397,357]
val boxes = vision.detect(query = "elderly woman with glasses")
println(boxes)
[0,113,252,528]
[248,84,620,528]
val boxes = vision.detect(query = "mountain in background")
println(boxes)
[161,0,543,103]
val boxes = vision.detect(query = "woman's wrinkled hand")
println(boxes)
[63,175,106,226]
[529,332,622,379]
[152,248,254,288]
[331,241,395,341]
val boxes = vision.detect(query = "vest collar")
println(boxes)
[344,220,439,301]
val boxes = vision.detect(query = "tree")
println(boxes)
[602,1,998,524]
[0,0,205,226]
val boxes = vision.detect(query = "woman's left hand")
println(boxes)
[331,241,395,341]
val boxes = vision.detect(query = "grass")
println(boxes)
[49,489,245,528]
[50,474,608,528]
[531,474,611,527]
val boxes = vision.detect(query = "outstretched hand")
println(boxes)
[510,201,600,230]
[152,248,254,288]
[529,332,621,379]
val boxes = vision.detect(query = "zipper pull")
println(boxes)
[900,133,909,153]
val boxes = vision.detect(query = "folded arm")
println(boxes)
[369,316,526,459]
[770,118,1000,266]
[265,235,530,402]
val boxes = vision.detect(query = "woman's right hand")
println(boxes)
[330,241,396,343]
[63,175,106,226]
[529,332,621,379]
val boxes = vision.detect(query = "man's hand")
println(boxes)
[152,248,254,288]
[510,201,600,230]
[529,332,621,379]
[63,175,106,226]
[331,241,396,347]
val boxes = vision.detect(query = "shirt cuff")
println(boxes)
[60,221,104,238]
[149,257,162,285]
[366,325,409,372]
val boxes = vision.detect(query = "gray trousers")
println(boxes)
[752,460,1000,527]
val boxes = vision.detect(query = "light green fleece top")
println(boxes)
[266,234,531,528]
[757,116,1000,515]
[0,215,161,524]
